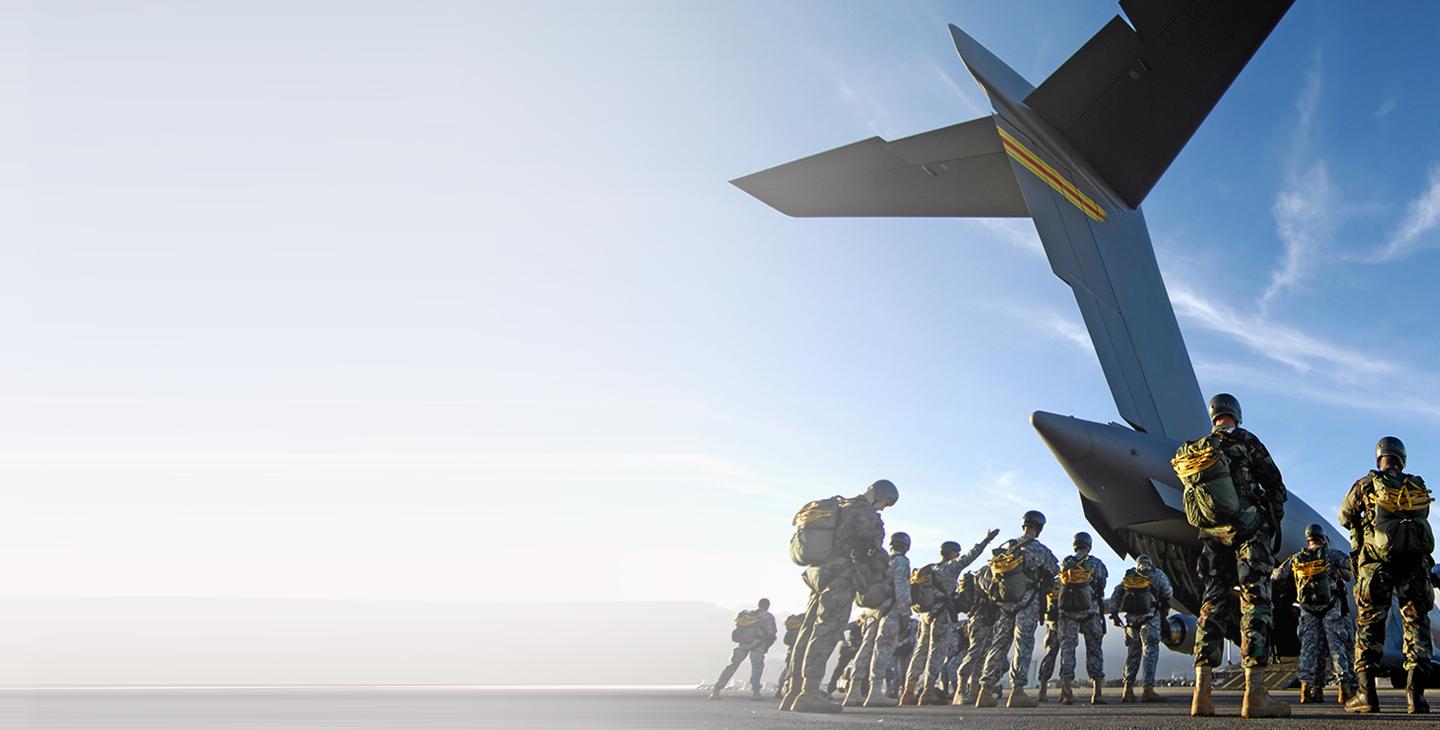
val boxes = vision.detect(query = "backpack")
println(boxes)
[1367,471,1435,562]
[910,563,943,613]
[1172,433,1258,539]
[1057,555,1095,613]
[731,611,762,643]
[790,496,844,566]
[987,541,1032,604]
[1119,569,1155,614]
[1291,553,1334,608]
[952,571,979,615]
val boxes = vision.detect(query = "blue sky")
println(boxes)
[5,1,1440,620]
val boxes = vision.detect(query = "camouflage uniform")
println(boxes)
[1339,471,1435,674]
[1035,589,1061,690]
[775,616,802,697]
[1109,566,1173,686]
[715,608,777,690]
[787,496,887,700]
[980,536,1060,689]
[847,550,911,702]
[943,619,967,695]
[904,539,991,692]
[1057,554,1108,682]
[1193,426,1287,669]
[1273,545,1354,687]
[827,620,864,694]
[957,568,996,691]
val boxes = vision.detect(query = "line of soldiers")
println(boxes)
[709,392,1437,717]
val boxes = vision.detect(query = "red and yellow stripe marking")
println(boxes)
[996,127,1106,222]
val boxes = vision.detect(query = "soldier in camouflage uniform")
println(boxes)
[1056,532,1108,705]
[954,566,996,706]
[976,510,1059,709]
[1340,437,1434,714]
[774,613,804,699]
[1272,523,1354,704]
[709,598,778,701]
[826,619,865,697]
[1035,586,1061,702]
[843,531,912,707]
[943,617,967,698]
[902,530,999,705]
[782,479,897,714]
[1189,394,1290,719]
[1108,554,1172,702]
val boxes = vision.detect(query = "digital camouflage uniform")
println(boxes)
[845,549,911,704]
[1193,426,1287,669]
[957,568,997,691]
[1272,545,1354,687]
[827,620,864,694]
[904,538,991,692]
[1057,553,1108,682]
[1109,566,1173,687]
[1036,588,1061,690]
[943,619,966,695]
[980,536,1060,689]
[714,608,777,690]
[1339,470,1435,674]
[787,496,887,700]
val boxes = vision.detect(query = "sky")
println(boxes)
[5,0,1440,634]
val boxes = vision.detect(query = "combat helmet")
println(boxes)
[1022,510,1047,528]
[1304,524,1327,544]
[1073,531,1093,551]
[1376,436,1407,470]
[940,540,961,557]
[890,531,912,552]
[866,479,900,507]
[1209,393,1242,426]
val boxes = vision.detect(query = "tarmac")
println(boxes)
[0,686,1432,729]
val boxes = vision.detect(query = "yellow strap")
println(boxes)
[1292,558,1329,581]
[1372,476,1434,512]
[990,551,1024,575]
[1171,443,1221,477]
[793,503,835,527]
[1121,573,1152,590]
[1059,567,1093,585]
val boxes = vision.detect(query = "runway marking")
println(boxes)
[996,127,1106,222]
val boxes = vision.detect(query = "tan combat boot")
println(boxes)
[1298,681,1312,704]
[1058,680,1073,705]
[899,683,920,706]
[1338,681,1357,705]
[1121,682,1136,703]
[792,690,843,714]
[1091,679,1107,705]
[1007,684,1038,708]
[1346,670,1379,713]
[952,680,973,706]
[918,686,944,705]
[1140,684,1167,703]
[974,684,998,707]
[1191,666,1214,717]
[843,687,865,707]
[1036,681,1048,703]
[863,681,897,708]
[1240,666,1291,718]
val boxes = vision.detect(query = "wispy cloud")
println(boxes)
[1263,59,1334,305]
[1374,95,1397,119]
[971,218,1044,257]
[1369,163,1440,262]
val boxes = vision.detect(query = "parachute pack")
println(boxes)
[910,563,944,613]
[1172,433,1258,541]
[1291,556,1333,608]
[952,571,979,615]
[1057,555,1095,613]
[732,611,762,643]
[1119,569,1155,614]
[790,496,844,566]
[987,542,1031,604]
[784,614,805,631]
[1367,471,1434,562]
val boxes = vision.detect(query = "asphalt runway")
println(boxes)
[0,687,1433,728]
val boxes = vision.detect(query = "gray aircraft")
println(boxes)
[732,0,1440,684]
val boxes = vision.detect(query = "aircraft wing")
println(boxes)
[1024,0,1295,208]
[729,117,1028,217]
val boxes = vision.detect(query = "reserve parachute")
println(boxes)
[1119,570,1155,615]
[1172,433,1258,540]
[1367,472,1435,562]
[1057,556,1094,612]
[789,496,844,566]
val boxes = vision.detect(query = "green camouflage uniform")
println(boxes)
[714,609,777,690]
[787,496,887,699]
[1193,426,1287,669]
[980,536,1060,688]
[1339,470,1435,673]
[1057,553,1108,682]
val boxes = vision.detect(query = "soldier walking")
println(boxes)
[975,510,1059,708]
[1272,523,1355,704]
[1340,437,1434,714]
[1181,394,1289,718]
[1055,531,1108,705]
[709,598,777,701]
[781,479,897,713]
[1108,554,1173,702]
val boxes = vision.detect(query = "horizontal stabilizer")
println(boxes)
[1025,0,1295,208]
[730,117,1027,218]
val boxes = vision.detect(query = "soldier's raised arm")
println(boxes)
[953,527,1001,572]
